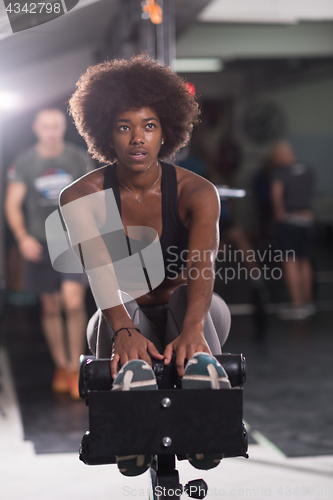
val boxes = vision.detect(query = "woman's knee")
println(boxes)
[210,292,231,345]
[86,309,101,355]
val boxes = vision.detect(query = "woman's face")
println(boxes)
[111,107,164,171]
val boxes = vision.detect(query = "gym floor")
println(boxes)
[1,238,333,500]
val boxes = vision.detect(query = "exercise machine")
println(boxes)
[79,354,248,499]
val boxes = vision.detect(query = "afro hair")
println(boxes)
[68,54,200,164]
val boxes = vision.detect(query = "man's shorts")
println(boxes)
[24,242,89,295]
[273,222,313,259]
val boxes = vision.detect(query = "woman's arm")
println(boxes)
[163,181,221,378]
[5,181,43,262]
[59,181,163,376]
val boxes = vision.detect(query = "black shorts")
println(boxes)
[273,222,312,259]
[24,242,89,295]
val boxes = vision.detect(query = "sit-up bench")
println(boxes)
[79,354,248,499]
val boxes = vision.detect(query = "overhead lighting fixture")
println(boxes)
[0,91,21,110]
[198,0,333,24]
[216,186,246,198]
[172,58,223,73]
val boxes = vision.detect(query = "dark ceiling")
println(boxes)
[0,0,211,74]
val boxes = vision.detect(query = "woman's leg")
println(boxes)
[164,284,231,355]
[86,292,164,358]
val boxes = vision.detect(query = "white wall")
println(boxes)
[177,22,333,59]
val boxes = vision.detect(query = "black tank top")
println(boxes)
[103,161,189,281]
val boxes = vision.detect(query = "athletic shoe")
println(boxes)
[182,352,231,390]
[52,368,69,394]
[278,305,309,320]
[112,359,158,391]
[182,353,231,471]
[67,371,80,400]
[304,303,317,317]
[112,360,157,476]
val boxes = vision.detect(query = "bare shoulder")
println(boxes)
[175,165,219,205]
[60,165,106,206]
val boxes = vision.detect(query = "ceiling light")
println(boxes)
[216,186,246,198]
[198,0,333,23]
[172,58,223,73]
[0,91,21,110]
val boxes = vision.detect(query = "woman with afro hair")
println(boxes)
[60,55,231,453]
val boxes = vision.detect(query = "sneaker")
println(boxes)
[278,305,309,320]
[52,368,69,394]
[304,303,317,317]
[182,352,231,390]
[112,359,158,392]
[182,353,231,471]
[67,371,80,400]
[112,360,157,476]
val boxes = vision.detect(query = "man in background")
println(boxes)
[5,108,94,398]
[271,141,315,320]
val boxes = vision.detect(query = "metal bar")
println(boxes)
[163,0,176,66]
[156,0,164,64]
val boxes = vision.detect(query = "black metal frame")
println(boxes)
[79,354,248,499]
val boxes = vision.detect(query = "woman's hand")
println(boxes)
[110,329,164,379]
[163,327,211,379]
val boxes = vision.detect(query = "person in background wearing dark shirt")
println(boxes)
[5,108,94,398]
[271,141,316,320]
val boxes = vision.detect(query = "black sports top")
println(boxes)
[102,161,189,281]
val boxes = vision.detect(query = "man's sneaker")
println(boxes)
[112,359,158,391]
[52,368,69,394]
[304,303,317,317]
[278,305,309,321]
[112,360,157,476]
[182,352,231,390]
[67,371,81,400]
[182,353,231,471]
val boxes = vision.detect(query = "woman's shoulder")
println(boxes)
[173,164,218,198]
[171,163,220,224]
[59,165,107,206]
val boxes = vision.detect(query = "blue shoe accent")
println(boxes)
[112,360,157,476]
[182,352,231,390]
[183,353,231,470]
[112,359,158,392]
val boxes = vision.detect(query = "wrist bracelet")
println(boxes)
[113,327,141,338]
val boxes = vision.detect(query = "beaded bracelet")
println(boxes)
[113,327,141,338]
